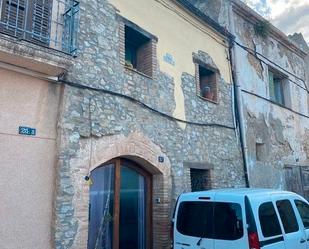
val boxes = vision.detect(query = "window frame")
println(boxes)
[190,168,211,192]
[194,59,219,103]
[268,66,289,107]
[119,16,158,79]
[0,0,52,45]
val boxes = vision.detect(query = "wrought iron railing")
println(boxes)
[0,0,79,55]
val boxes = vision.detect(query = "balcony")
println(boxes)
[0,0,79,76]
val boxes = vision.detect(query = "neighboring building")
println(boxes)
[52,0,245,248]
[0,1,78,249]
[193,0,309,197]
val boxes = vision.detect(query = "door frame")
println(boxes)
[105,158,153,249]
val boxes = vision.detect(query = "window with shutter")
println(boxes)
[0,0,51,45]
[0,0,26,37]
[28,0,51,45]
[268,67,289,106]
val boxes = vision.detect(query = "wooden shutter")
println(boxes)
[26,0,51,45]
[0,0,51,45]
[0,0,27,37]
[300,167,309,200]
[285,166,303,195]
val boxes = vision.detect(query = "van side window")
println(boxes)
[276,200,299,233]
[295,200,309,229]
[259,202,282,237]
[176,201,243,240]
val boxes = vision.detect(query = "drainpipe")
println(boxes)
[228,3,250,188]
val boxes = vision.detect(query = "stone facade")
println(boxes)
[53,0,245,248]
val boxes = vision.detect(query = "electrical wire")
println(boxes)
[234,41,309,93]
[241,89,309,119]
[233,41,309,119]
[60,79,236,130]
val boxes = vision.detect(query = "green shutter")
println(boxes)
[269,71,275,101]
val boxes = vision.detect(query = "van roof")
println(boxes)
[180,188,297,198]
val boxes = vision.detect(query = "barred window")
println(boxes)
[0,0,52,45]
[190,168,211,192]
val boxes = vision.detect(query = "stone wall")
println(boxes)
[53,0,245,248]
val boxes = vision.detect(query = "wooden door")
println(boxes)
[88,159,152,249]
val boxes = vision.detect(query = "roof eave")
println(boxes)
[174,0,235,44]
[231,0,307,58]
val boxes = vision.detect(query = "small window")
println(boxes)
[190,168,211,192]
[276,200,299,233]
[268,68,288,106]
[176,201,243,240]
[197,65,218,102]
[259,202,282,237]
[256,142,266,161]
[124,24,154,77]
[295,200,309,229]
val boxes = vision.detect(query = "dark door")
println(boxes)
[285,166,309,200]
[88,159,152,249]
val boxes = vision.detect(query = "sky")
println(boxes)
[242,0,309,44]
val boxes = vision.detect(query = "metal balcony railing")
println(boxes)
[0,0,79,55]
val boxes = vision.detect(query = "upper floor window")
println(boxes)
[0,0,79,54]
[0,0,51,45]
[268,68,288,106]
[120,18,157,78]
[196,63,218,103]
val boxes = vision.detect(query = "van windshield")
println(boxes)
[176,201,243,240]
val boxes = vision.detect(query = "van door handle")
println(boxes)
[300,238,306,243]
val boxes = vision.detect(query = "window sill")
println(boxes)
[197,94,218,104]
[124,66,153,80]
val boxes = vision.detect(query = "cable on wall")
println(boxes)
[59,79,236,130]
[234,40,309,93]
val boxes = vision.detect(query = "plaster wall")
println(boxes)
[0,68,61,249]
[232,11,309,189]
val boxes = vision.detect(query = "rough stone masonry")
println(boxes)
[53,0,246,248]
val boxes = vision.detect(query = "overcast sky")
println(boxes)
[243,0,309,43]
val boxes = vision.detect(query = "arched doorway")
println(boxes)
[88,158,152,249]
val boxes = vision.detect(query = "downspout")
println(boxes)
[228,3,250,187]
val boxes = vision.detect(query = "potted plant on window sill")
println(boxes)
[201,86,214,100]
[125,60,134,69]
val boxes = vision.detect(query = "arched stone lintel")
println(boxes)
[90,131,171,177]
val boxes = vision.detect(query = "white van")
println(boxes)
[172,188,309,249]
